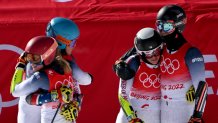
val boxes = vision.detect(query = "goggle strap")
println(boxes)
[56,35,72,45]
[70,39,77,48]
[174,18,187,27]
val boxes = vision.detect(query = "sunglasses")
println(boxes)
[156,20,175,33]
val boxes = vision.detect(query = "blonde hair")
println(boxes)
[55,49,72,74]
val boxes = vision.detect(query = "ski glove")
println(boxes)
[50,85,73,103]
[113,60,135,80]
[60,85,73,103]
[186,85,195,103]
[60,101,79,122]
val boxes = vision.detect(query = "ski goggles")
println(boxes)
[156,20,175,33]
[137,44,163,59]
[26,54,42,64]
[25,41,58,64]
[56,35,77,48]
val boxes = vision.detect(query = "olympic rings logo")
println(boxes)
[54,75,75,89]
[139,72,161,88]
[160,56,180,74]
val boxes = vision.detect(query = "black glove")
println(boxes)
[188,110,204,123]
[188,116,204,123]
[113,60,135,80]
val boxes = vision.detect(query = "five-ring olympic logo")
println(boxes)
[139,72,161,88]
[160,56,180,74]
[55,75,74,89]
[54,75,80,93]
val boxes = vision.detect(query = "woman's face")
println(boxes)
[146,55,161,65]
[159,31,173,36]
[142,45,162,65]
[65,46,74,55]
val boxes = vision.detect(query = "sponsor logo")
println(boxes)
[177,13,183,18]
[141,104,149,108]
[48,70,53,75]
[192,57,204,63]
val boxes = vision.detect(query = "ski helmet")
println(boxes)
[156,5,187,33]
[134,28,163,58]
[46,17,80,49]
[25,36,58,65]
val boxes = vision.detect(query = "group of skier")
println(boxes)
[10,17,93,123]
[114,4,207,123]
[10,4,207,123]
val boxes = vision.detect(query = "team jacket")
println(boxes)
[160,42,206,100]
[119,54,161,116]
[45,69,79,94]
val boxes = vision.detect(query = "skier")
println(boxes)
[156,5,207,123]
[44,17,93,121]
[116,28,163,123]
[113,4,207,123]
[10,46,41,123]
[10,17,92,123]
[12,36,80,123]
[46,17,92,86]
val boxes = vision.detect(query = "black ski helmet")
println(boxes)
[134,27,162,54]
[156,5,187,33]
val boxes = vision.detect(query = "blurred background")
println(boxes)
[0,0,217,122]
